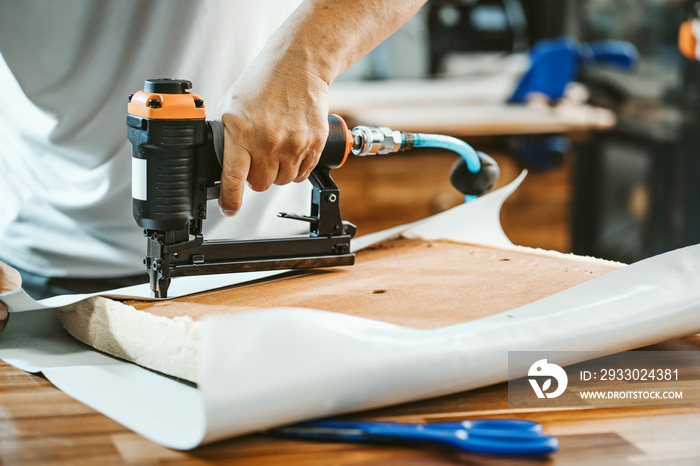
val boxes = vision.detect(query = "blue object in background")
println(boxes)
[510,37,580,103]
[508,37,637,171]
[509,135,571,170]
[582,40,639,70]
[510,36,638,103]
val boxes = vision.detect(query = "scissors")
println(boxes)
[271,419,559,456]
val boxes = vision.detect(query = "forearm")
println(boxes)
[257,0,427,84]
[216,0,426,213]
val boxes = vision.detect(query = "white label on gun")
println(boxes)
[132,158,147,201]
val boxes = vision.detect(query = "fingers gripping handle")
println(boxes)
[207,114,353,172]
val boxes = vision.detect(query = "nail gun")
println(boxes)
[127,78,498,298]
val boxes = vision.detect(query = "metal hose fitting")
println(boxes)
[351,126,403,156]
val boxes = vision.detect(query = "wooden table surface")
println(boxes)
[329,79,616,136]
[2,336,700,465]
[0,79,667,463]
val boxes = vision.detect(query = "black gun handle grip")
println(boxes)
[320,114,352,169]
[208,114,352,171]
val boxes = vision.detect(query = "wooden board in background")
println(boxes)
[340,103,616,137]
[333,150,574,253]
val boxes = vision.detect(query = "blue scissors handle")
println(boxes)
[460,419,543,432]
[284,420,559,456]
[423,419,544,439]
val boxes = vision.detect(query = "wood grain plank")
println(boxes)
[333,150,574,253]
[124,239,615,330]
[2,354,700,465]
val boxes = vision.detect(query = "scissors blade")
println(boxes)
[273,425,368,441]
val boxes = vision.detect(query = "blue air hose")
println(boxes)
[411,133,482,174]
[349,125,499,197]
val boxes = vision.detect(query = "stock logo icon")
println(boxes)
[528,359,568,399]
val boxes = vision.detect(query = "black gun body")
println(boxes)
[127,80,355,298]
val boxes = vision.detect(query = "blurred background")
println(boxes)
[328,0,700,264]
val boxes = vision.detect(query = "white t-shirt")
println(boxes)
[0,0,311,278]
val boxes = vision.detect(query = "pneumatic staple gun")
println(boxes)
[127,79,499,298]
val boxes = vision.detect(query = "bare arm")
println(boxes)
[217,0,427,214]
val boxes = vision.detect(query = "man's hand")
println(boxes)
[0,262,21,332]
[217,59,330,216]
[216,0,427,216]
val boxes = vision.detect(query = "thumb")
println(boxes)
[0,262,21,331]
[218,131,251,216]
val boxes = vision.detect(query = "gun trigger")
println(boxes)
[206,183,221,200]
[278,212,319,226]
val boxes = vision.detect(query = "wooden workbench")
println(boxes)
[333,149,575,252]
[6,237,700,464]
[0,79,643,464]
[2,335,700,465]
[329,79,616,136]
